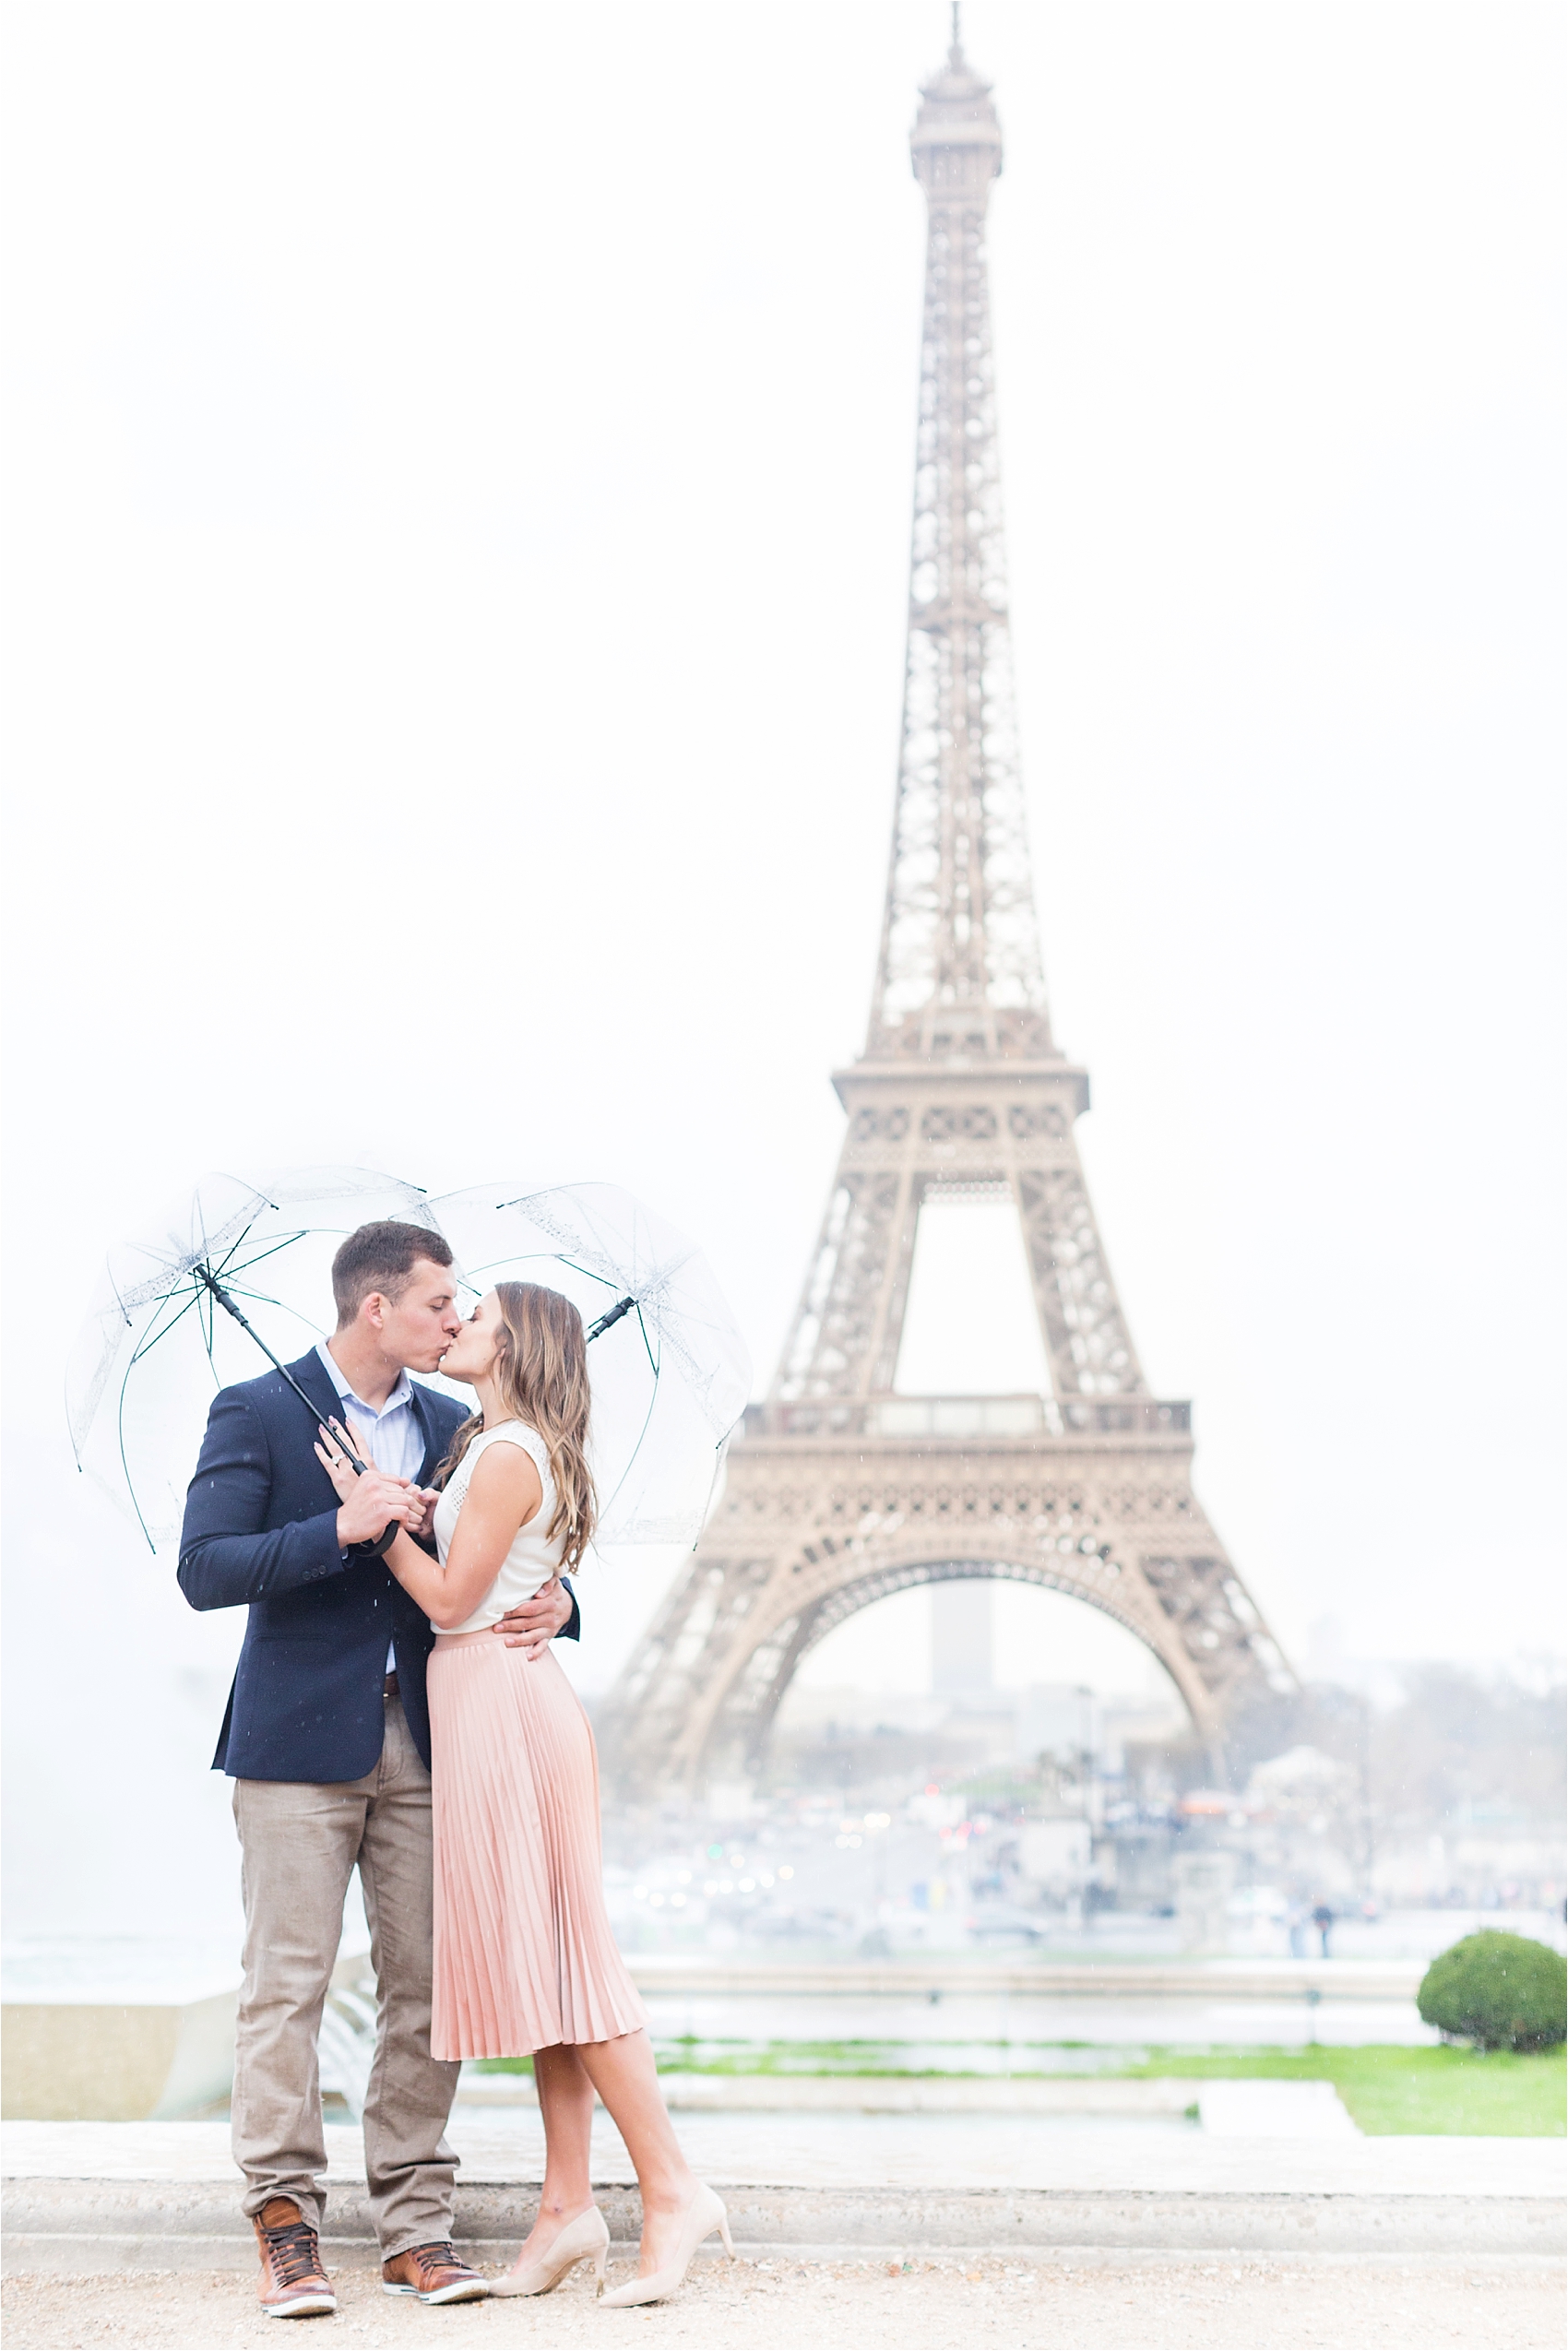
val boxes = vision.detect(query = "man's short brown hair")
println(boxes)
[331,1221,455,1327]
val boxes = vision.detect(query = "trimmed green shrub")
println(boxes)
[1417,1931,1567,2053]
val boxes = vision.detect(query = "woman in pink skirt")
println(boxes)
[316,1282,731,2308]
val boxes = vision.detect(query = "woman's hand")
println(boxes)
[315,1418,366,1503]
[317,1419,434,1532]
[403,1486,441,1541]
[315,1419,422,1550]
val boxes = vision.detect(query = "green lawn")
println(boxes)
[1117,2045,1565,2135]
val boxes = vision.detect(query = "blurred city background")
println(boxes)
[597,1621,1565,1970]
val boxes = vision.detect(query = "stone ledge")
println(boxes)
[624,1959,1428,1999]
[6,2178,1562,2265]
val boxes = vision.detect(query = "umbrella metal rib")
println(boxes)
[195,1266,371,1475]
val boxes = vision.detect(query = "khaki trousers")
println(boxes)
[231,1694,461,2255]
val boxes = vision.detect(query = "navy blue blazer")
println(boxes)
[177,1348,579,1782]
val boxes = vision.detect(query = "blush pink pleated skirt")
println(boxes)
[426,1629,648,2062]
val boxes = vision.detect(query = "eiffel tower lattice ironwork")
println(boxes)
[600,23,1292,1797]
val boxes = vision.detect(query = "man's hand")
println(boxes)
[493,1577,572,1661]
[334,1469,419,1550]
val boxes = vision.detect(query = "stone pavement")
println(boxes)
[3,2251,1564,2350]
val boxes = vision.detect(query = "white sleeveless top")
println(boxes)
[431,1421,564,1635]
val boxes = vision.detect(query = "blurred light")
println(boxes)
[777,1866,793,1881]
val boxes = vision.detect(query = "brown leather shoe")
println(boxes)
[381,2241,489,2305]
[254,2196,337,2319]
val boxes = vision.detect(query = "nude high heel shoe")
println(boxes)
[490,2203,609,2297]
[597,2183,733,2309]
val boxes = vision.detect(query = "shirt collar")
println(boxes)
[315,1340,414,1419]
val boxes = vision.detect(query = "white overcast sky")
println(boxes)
[3,2,1562,1930]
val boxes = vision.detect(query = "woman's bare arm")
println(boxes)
[316,1425,543,1633]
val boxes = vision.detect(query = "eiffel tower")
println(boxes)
[600,18,1292,1798]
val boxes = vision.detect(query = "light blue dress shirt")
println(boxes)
[314,1341,426,1481]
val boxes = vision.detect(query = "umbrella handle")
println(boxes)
[586,1293,636,1342]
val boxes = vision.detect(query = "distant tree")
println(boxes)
[1383,1667,1565,1824]
[1223,1668,1564,1836]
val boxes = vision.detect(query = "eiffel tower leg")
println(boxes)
[1013,1147,1144,1401]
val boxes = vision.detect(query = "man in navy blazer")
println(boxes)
[179,1219,577,2316]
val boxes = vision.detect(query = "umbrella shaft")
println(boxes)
[199,1268,369,1476]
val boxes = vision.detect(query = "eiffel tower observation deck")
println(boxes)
[600,18,1293,1798]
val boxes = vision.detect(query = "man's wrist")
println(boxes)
[336,1506,385,1554]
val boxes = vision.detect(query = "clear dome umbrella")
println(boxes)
[428,1181,752,1549]
[65,1166,444,1550]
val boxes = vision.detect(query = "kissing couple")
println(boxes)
[180,1218,729,2317]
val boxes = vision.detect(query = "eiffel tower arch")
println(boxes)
[600,24,1293,1798]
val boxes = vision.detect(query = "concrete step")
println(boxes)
[457,2073,1355,2131]
[1198,2082,1360,2139]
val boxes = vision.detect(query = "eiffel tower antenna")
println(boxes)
[601,28,1292,1799]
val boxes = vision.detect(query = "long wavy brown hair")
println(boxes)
[434,1282,596,1570]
